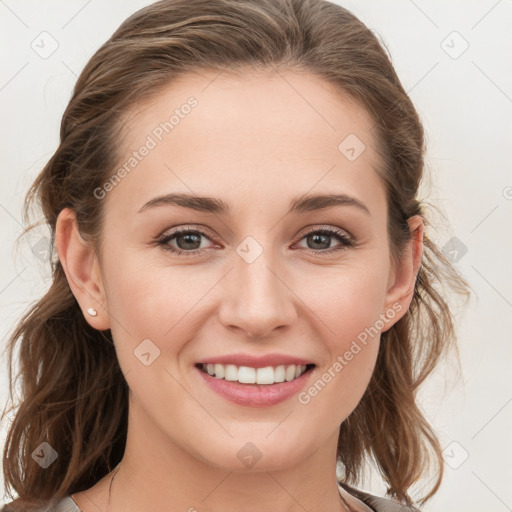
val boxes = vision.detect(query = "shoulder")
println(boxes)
[340,482,423,512]
[1,496,80,512]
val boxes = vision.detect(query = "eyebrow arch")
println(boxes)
[137,192,370,216]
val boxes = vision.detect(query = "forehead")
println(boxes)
[106,68,386,217]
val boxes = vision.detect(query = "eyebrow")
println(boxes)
[137,192,370,216]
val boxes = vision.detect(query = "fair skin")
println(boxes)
[56,68,423,512]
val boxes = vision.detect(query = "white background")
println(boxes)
[1,1,511,510]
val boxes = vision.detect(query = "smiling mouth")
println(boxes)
[195,362,315,385]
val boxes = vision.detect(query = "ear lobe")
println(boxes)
[55,208,111,330]
[382,215,424,331]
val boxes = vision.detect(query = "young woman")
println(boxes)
[1,1,469,511]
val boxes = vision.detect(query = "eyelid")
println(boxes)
[155,225,219,256]
[296,224,353,240]
[293,225,354,254]
[157,224,217,243]
[155,224,355,257]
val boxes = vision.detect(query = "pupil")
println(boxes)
[178,233,200,250]
[309,233,330,250]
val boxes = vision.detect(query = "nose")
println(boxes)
[217,245,298,339]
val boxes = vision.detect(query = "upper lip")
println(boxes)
[197,353,315,368]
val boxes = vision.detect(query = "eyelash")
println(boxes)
[156,225,354,258]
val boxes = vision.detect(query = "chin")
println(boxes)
[189,437,311,473]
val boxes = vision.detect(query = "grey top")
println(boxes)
[2,484,421,512]
[340,483,421,512]
[42,497,80,512]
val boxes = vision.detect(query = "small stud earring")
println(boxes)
[87,307,98,317]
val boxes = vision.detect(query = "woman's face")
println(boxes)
[62,69,420,473]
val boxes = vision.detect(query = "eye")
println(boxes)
[156,226,217,257]
[156,225,354,257]
[294,227,354,255]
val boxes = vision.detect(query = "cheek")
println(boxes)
[100,243,193,321]
[299,258,389,346]
[292,263,388,418]
[100,249,219,365]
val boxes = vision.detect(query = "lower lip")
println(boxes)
[195,365,315,407]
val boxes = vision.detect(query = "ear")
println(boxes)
[381,215,424,331]
[55,208,111,330]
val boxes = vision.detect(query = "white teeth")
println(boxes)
[238,366,256,383]
[224,364,238,381]
[214,364,225,379]
[285,365,296,382]
[256,366,274,385]
[200,363,309,384]
[274,365,286,383]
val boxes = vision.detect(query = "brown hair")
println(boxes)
[1,0,470,509]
